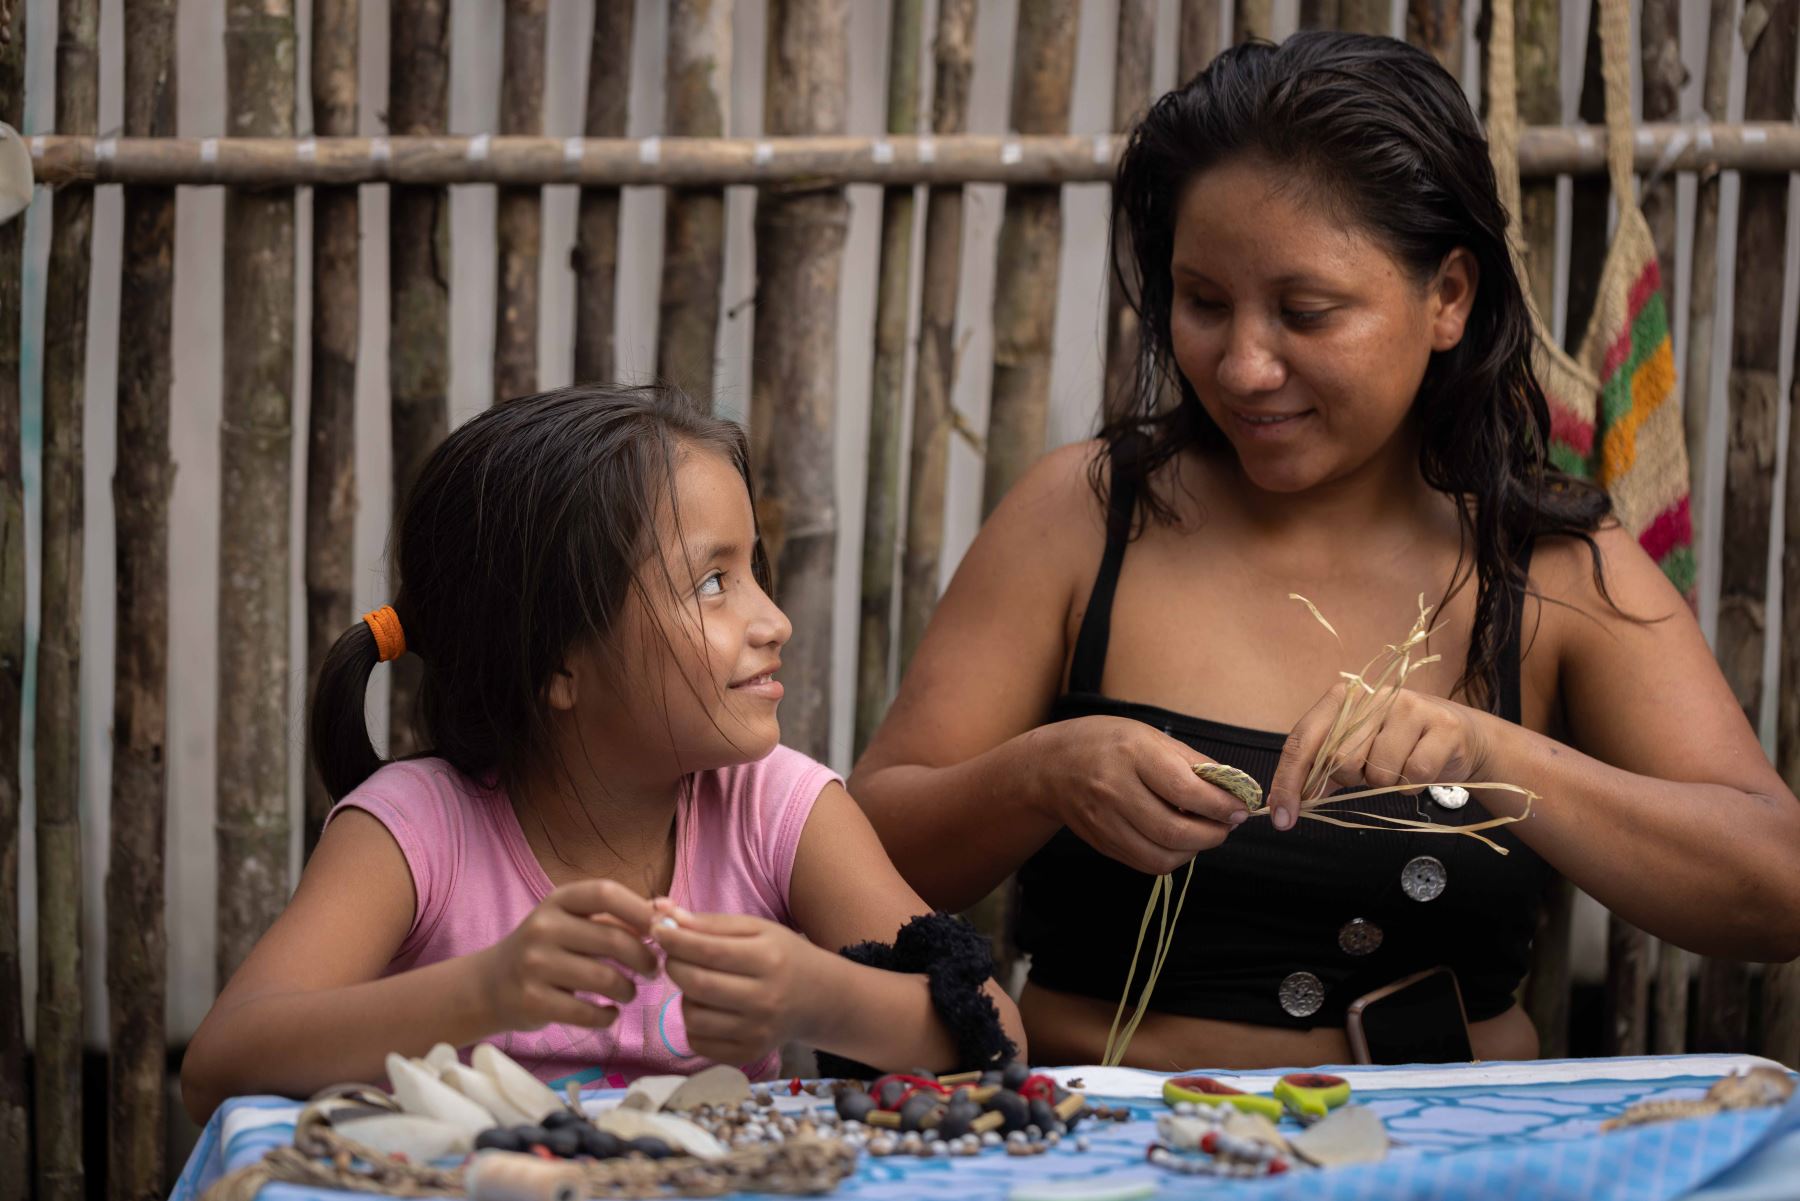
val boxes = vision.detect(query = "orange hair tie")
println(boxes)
[362,605,406,663]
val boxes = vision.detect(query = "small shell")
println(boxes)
[334,1111,474,1160]
[472,1043,565,1124]
[440,1063,536,1128]
[385,1052,496,1138]
[1194,762,1266,812]
[1427,785,1470,810]
[1708,1066,1796,1109]
[423,1042,460,1075]
[593,1107,728,1159]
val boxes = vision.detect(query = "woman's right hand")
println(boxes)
[476,879,662,1033]
[1031,716,1250,875]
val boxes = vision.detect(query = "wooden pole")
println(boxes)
[1234,0,1273,43]
[573,0,633,383]
[1563,1,1607,350]
[304,0,358,855]
[1299,0,1340,31]
[36,0,97,1193]
[109,3,176,1192]
[1406,0,1462,80]
[750,0,849,762]
[1178,0,1222,79]
[1340,0,1389,34]
[1102,0,1156,415]
[216,0,297,984]
[1679,33,1729,1078]
[1613,0,1684,1063]
[0,5,29,1195]
[494,0,547,402]
[981,0,1078,519]
[28,128,1800,188]
[899,0,975,673]
[388,0,451,755]
[1515,0,1560,327]
[1524,876,1575,1058]
[659,0,732,401]
[1745,0,1800,1065]
[853,0,922,760]
[1681,0,1734,564]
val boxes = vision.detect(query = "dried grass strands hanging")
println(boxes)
[1101,595,1539,1066]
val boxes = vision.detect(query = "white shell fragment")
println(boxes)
[1291,1105,1389,1166]
[424,1041,460,1075]
[593,1107,727,1160]
[621,1074,687,1112]
[1428,784,1470,810]
[385,1053,495,1139]
[441,1062,536,1128]
[473,1043,566,1124]
[334,1111,474,1160]
[664,1065,753,1112]
[0,122,32,227]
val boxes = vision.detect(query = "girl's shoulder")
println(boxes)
[325,757,500,852]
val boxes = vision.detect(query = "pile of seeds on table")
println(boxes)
[826,1062,1115,1159]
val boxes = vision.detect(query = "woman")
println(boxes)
[850,33,1800,1069]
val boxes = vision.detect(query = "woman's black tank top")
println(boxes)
[1012,464,1556,1028]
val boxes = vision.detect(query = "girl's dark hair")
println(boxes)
[1103,31,1612,710]
[311,383,768,802]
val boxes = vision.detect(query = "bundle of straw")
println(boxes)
[1099,595,1538,1067]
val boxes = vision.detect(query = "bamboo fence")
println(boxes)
[3,0,1800,1191]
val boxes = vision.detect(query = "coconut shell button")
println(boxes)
[1337,918,1383,956]
[1401,855,1447,902]
[1278,971,1325,1018]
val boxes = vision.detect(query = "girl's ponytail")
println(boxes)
[310,606,404,801]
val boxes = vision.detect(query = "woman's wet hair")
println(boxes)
[311,383,767,802]
[1103,31,1613,709]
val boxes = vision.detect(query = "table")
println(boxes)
[171,1054,1800,1201]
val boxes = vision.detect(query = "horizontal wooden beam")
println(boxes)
[24,124,1800,187]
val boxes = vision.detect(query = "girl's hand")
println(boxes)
[1033,716,1249,875]
[651,903,824,1065]
[478,879,661,1033]
[1267,685,1493,831]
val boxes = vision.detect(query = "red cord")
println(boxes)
[870,1073,953,1110]
[1018,1074,1058,1103]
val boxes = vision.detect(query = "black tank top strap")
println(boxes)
[1067,449,1139,696]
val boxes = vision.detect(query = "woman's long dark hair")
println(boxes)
[311,384,768,802]
[1103,31,1612,710]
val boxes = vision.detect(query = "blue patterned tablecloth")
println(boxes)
[171,1055,1800,1201]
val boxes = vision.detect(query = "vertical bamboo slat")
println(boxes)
[1406,0,1462,80]
[981,0,1079,519]
[304,0,359,855]
[573,0,633,383]
[109,4,176,1192]
[659,0,732,401]
[1101,0,1155,414]
[750,0,849,762]
[853,0,922,760]
[899,0,975,672]
[1340,0,1389,34]
[0,5,28,1195]
[1603,917,1651,1055]
[1525,876,1576,1058]
[1299,0,1340,31]
[494,0,546,403]
[387,0,451,753]
[1179,0,1222,79]
[1563,3,1607,349]
[36,0,97,1194]
[1746,0,1800,1064]
[1682,0,1734,541]
[1234,0,1273,43]
[1670,0,1733,1059]
[1515,0,1560,325]
[216,0,297,984]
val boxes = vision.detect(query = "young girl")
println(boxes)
[181,385,1024,1121]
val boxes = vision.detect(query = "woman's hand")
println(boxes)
[476,879,661,1033]
[1033,716,1250,875]
[651,902,826,1065]
[1267,685,1494,831]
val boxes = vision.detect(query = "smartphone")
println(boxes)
[1345,966,1475,1065]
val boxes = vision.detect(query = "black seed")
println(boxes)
[899,1094,939,1132]
[627,1136,672,1160]
[1029,1098,1058,1131]
[578,1127,623,1159]
[1001,1063,1031,1090]
[543,1127,583,1157]
[988,1090,1030,1133]
[835,1090,876,1122]
[542,1109,585,1130]
[475,1128,525,1152]
[513,1126,552,1147]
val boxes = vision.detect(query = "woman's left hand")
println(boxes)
[1266,685,1494,832]
[651,901,824,1065]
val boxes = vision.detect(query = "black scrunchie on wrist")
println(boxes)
[812,913,1018,1080]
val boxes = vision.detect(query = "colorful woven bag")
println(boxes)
[1487,0,1696,597]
